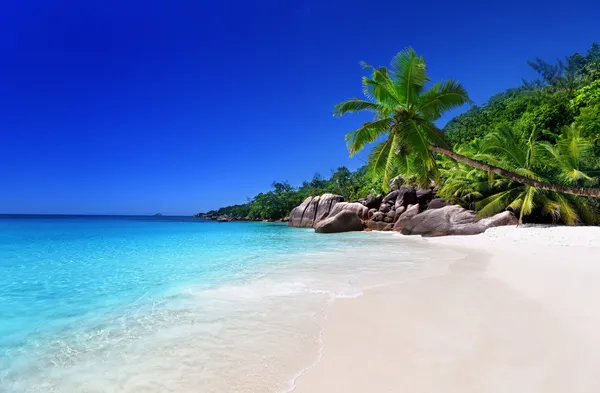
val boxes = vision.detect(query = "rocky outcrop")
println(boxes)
[371,211,384,222]
[288,194,344,228]
[364,195,382,209]
[382,190,400,204]
[394,186,418,210]
[315,210,364,233]
[400,205,518,237]
[427,198,447,210]
[416,187,434,208]
[366,220,390,231]
[287,189,516,236]
[393,204,421,231]
[328,202,369,221]
[288,197,314,227]
[314,194,344,223]
[300,196,321,227]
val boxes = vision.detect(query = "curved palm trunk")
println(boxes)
[431,145,600,198]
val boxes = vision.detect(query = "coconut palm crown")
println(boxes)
[334,48,471,189]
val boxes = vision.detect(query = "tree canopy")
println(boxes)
[200,43,600,225]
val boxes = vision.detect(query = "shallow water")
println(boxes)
[0,216,464,392]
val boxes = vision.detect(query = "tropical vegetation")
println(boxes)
[199,166,384,220]
[199,43,600,225]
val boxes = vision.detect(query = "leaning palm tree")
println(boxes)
[473,126,597,225]
[438,138,511,206]
[335,48,600,197]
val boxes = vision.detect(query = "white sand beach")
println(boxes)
[293,226,600,393]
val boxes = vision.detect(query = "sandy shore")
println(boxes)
[293,226,600,393]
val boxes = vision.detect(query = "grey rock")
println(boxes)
[299,196,321,227]
[368,208,377,219]
[393,204,420,231]
[394,186,418,210]
[401,205,518,237]
[366,220,389,231]
[394,206,406,221]
[315,210,364,234]
[371,211,385,222]
[427,198,447,210]
[364,195,382,210]
[314,193,344,224]
[328,202,369,221]
[288,197,313,227]
[382,190,400,203]
[416,188,434,207]
[379,203,391,213]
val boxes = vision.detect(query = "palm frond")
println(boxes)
[360,63,403,108]
[345,118,393,156]
[389,48,428,105]
[476,188,523,218]
[367,138,399,189]
[417,80,472,120]
[419,120,451,149]
[333,99,386,117]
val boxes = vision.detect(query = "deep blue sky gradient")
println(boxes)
[1,0,599,215]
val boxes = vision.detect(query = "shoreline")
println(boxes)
[293,226,600,393]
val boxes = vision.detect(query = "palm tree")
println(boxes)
[447,126,598,225]
[335,48,600,197]
[334,48,470,189]
[438,139,511,206]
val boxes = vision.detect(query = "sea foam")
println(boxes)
[0,216,461,392]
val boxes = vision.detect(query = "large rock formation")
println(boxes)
[365,220,389,231]
[288,197,314,227]
[314,193,344,223]
[400,205,518,237]
[393,204,421,231]
[288,194,344,228]
[315,210,364,233]
[328,202,369,221]
[427,198,447,210]
[288,190,516,236]
[364,194,382,209]
[416,187,434,208]
[300,196,321,227]
[394,186,418,210]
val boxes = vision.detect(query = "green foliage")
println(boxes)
[438,43,600,224]
[438,125,599,225]
[205,44,600,225]
[572,79,600,138]
[335,48,471,189]
[445,43,600,146]
[201,167,383,221]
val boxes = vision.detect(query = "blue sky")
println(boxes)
[1,0,599,215]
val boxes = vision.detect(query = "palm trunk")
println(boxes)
[431,145,600,198]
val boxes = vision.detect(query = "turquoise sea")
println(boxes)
[0,215,460,392]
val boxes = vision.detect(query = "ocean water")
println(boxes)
[0,215,463,392]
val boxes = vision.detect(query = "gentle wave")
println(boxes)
[0,217,463,392]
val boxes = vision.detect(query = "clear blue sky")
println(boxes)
[1,0,599,215]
